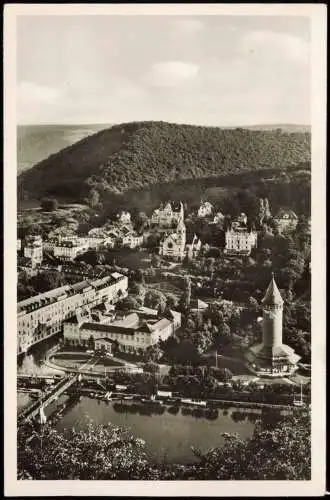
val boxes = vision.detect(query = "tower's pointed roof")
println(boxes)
[262,274,283,306]
[176,216,186,230]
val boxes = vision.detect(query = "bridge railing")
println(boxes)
[19,374,78,422]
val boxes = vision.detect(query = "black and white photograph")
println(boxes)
[4,3,326,497]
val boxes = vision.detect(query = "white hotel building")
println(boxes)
[63,307,181,354]
[17,273,128,355]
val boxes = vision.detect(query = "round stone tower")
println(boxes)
[245,272,301,377]
[261,273,284,348]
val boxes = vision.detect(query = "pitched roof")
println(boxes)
[262,275,284,306]
[186,232,199,245]
[169,201,183,213]
[95,337,116,344]
[275,209,298,220]
[65,315,79,324]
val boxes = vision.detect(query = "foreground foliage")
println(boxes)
[18,412,310,480]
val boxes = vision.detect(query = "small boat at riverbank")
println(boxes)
[140,397,162,405]
[181,398,207,407]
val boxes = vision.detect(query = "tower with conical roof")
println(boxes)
[262,272,284,348]
[245,273,301,377]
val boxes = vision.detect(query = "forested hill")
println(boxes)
[18,121,311,201]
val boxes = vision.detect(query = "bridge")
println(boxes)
[18,374,62,384]
[18,356,97,424]
[18,374,78,423]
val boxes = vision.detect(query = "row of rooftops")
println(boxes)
[17,272,126,315]
[67,308,179,336]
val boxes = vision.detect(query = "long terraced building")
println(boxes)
[17,273,128,355]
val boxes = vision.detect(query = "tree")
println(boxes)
[133,211,149,232]
[179,277,192,312]
[30,271,62,294]
[130,282,146,303]
[170,339,201,366]
[151,254,161,268]
[211,367,233,382]
[76,250,100,266]
[40,197,58,212]
[166,293,178,310]
[117,296,140,312]
[144,289,166,310]
[194,413,311,480]
[85,188,102,210]
[134,269,145,284]
[17,421,150,480]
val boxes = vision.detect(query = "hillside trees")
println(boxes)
[18,122,311,206]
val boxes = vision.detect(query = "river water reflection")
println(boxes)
[55,397,255,464]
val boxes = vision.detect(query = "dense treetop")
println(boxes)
[18,121,311,201]
[18,412,310,480]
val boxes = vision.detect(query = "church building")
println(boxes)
[245,274,301,377]
[151,201,184,228]
[159,217,186,261]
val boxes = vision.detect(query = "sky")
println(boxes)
[17,15,311,126]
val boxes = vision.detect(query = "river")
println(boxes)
[57,396,255,464]
[18,336,256,464]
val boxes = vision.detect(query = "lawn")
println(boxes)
[54,352,93,361]
[95,357,124,368]
[203,351,249,376]
[145,281,182,298]
[105,249,151,270]
[114,351,145,364]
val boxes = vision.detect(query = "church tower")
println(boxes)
[245,273,301,377]
[176,216,186,257]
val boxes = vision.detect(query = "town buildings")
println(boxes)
[274,209,299,233]
[63,306,181,354]
[17,273,128,355]
[122,233,144,249]
[232,213,248,229]
[23,235,43,268]
[117,211,131,224]
[151,201,184,228]
[224,227,257,256]
[88,219,142,250]
[95,337,114,354]
[197,201,214,218]
[213,212,225,225]
[245,274,300,377]
[53,238,89,261]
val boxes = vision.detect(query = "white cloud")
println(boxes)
[18,82,62,104]
[240,30,310,64]
[18,82,64,123]
[144,61,200,88]
[172,19,204,36]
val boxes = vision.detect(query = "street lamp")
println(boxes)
[215,350,219,369]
